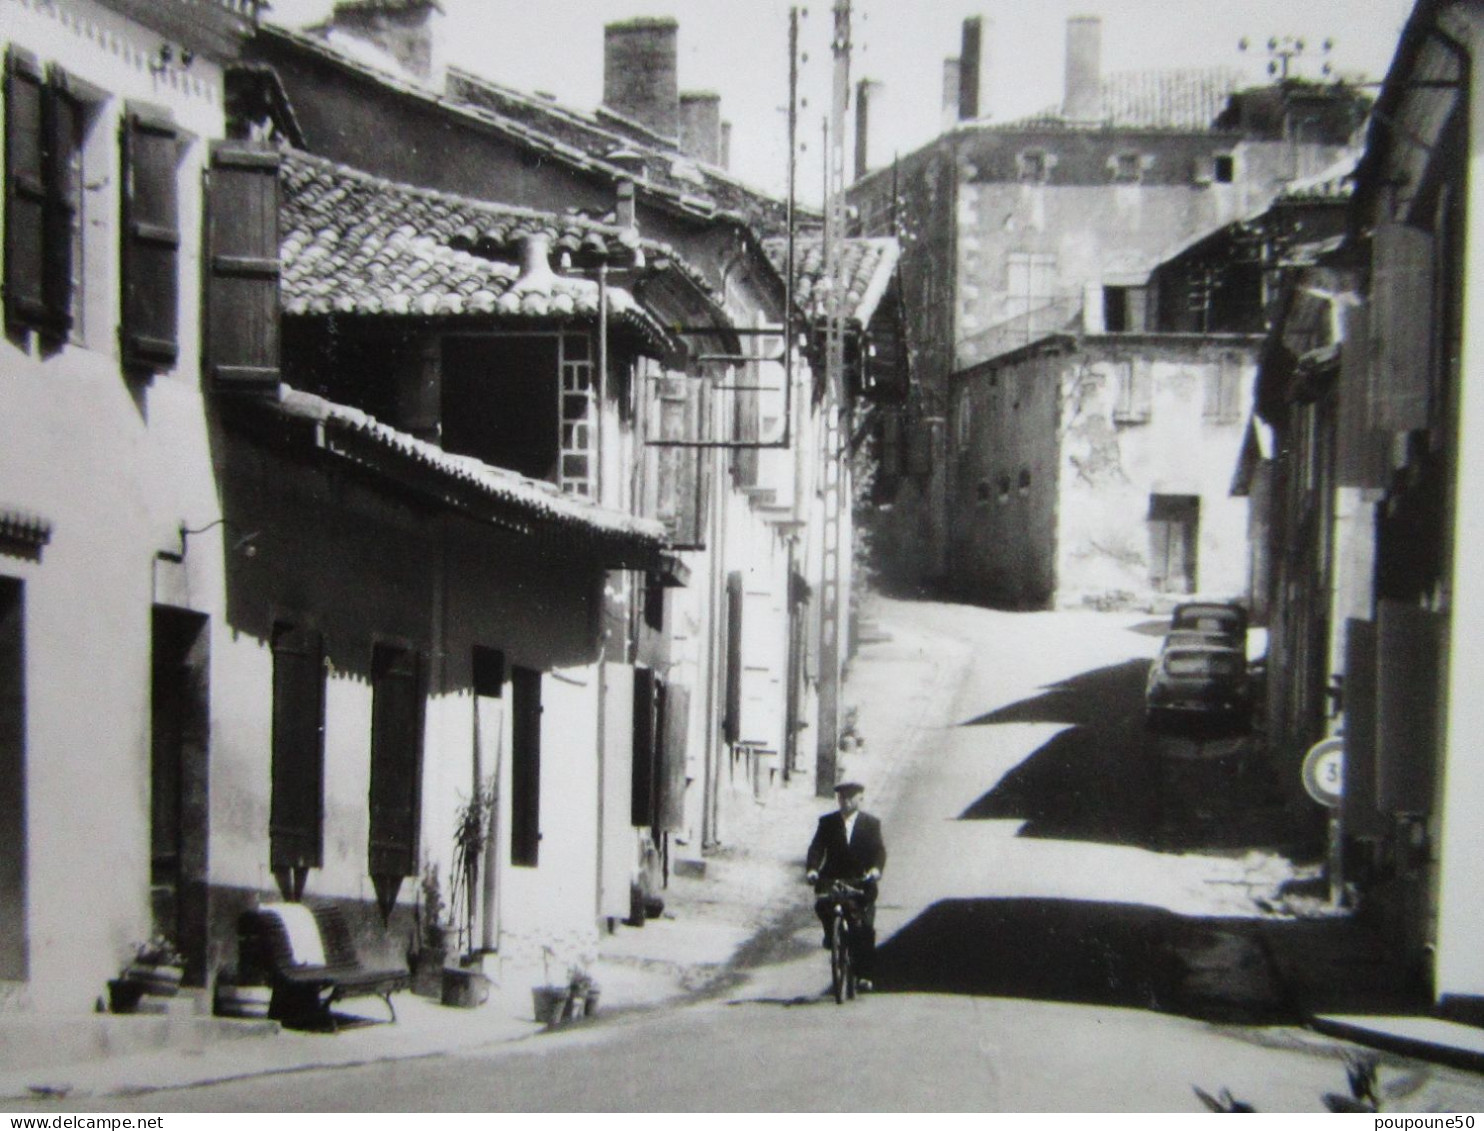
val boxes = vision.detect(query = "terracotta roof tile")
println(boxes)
[280,149,678,348]
[278,387,667,554]
[763,236,901,325]
[1004,67,1247,132]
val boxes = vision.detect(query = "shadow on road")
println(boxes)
[871,897,1424,1023]
[956,659,1282,851]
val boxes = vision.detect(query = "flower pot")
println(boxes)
[124,962,184,998]
[107,978,145,1014]
[411,948,448,998]
[440,966,490,1009]
[214,981,272,1019]
[531,985,569,1025]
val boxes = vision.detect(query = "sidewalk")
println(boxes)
[0,599,956,1105]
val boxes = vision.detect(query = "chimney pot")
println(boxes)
[603,18,680,139]
[679,91,723,165]
[1064,15,1102,122]
[941,57,961,132]
[959,17,982,121]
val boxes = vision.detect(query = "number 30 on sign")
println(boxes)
[1302,737,1344,808]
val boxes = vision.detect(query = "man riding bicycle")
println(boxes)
[806,781,886,991]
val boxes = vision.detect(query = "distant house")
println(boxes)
[946,333,1259,610]
[848,14,1370,594]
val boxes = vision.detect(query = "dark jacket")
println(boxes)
[807,811,886,882]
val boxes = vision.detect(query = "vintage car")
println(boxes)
[1145,643,1250,729]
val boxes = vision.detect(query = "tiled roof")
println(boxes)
[1278,152,1359,202]
[1003,67,1247,132]
[446,69,799,238]
[256,25,802,237]
[762,236,901,325]
[277,387,668,559]
[280,149,675,350]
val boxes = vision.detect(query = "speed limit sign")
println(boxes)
[1302,737,1344,808]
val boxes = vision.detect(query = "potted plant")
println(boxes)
[530,946,569,1025]
[408,863,450,998]
[440,788,494,1009]
[108,935,184,1013]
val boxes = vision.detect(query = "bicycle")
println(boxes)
[816,879,868,1004]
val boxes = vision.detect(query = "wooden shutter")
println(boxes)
[655,375,708,548]
[368,644,423,879]
[1341,618,1386,839]
[269,623,325,871]
[1375,600,1443,815]
[723,571,744,745]
[121,105,180,370]
[41,68,78,337]
[630,667,657,828]
[1336,300,1390,488]
[206,143,279,391]
[4,47,46,328]
[1368,224,1433,432]
[510,667,542,867]
[657,683,689,832]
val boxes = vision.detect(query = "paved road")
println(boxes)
[50,602,1484,1112]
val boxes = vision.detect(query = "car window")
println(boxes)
[1165,651,1243,677]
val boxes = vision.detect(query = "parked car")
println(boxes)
[1145,643,1251,730]
[1169,602,1248,649]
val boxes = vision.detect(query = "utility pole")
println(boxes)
[815,0,851,797]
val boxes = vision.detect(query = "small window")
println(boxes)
[1103,286,1147,333]
[997,474,1011,503]
[1017,149,1049,184]
[976,479,991,505]
[956,389,972,450]
[1018,469,1032,495]
[1112,360,1152,424]
[1213,154,1235,183]
[1204,354,1243,424]
[1110,152,1143,184]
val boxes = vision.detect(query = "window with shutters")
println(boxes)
[206,143,280,392]
[368,643,423,890]
[4,51,104,344]
[121,104,183,372]
[1005,252,1056,321]
[723,571,744,746]
[269,622,325,898]
[1112,359,1151,424]
[651,370,709,547]
[510,666,542,868]
[1367,223,1434,433]
[1204,354,1243,423]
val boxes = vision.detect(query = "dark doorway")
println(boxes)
[1149,494,1199,594]
[0,579,26,982]
[150,606,210,985]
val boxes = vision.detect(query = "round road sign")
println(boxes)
[1302,737,1344,808]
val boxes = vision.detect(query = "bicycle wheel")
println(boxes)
[830,914,850,1004]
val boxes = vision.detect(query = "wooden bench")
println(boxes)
[237,901,410,1030]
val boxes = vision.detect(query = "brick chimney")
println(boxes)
[720,121,732,171]
[941,57,961,132]
[327,0,444,82]
[855,79,883,182]
[603,18,680,140]
[1063,15,1102,123]
[959,17,982,121]
[679,91,722,165]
